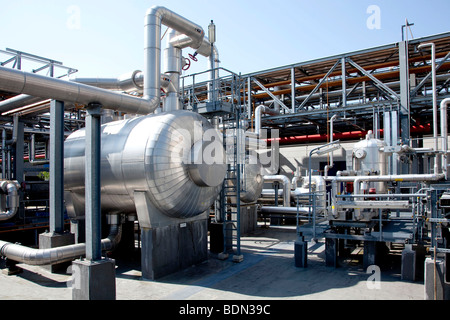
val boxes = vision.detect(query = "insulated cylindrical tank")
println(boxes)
[64,110,226,219]
[227,155,264,204]
[352,131,388,192]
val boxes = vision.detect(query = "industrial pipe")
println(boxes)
[0,220,122,266]
[354,174,444,195]
[70,70,144,92]
[0,181,19,221]
[255,105,279,136]
[441,98,450,179]
[0,66,156,115]
[418,43,438,169]
[324,114,338,177]
[263,175,291,207]
[144,6,206,112]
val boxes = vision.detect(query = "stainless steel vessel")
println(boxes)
[64,110,226,219]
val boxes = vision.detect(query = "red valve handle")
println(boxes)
[182,57,191,71]
[188,53,198,62]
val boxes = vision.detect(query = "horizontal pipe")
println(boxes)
[252,62,450,100]
[0,223,121,266]
[0,66,156,115]
[271,123,433,145]
[253,51,450,90]
[260,206,312,215]
[335,200,410,210]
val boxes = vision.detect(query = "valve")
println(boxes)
[189,53,198,62]
[182,57,191,71]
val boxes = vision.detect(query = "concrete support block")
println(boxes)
[240,204,257,235]
[424,257,446,300]
[294,238,308,268]
[71,258,116,300]
[401,244,416,281]
[39,232,75,273]
[363,241,376,270]
[140,219,208,280]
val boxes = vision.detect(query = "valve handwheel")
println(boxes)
[182,57,191,71]
[188,53,198,62]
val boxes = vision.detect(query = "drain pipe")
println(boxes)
[0,181,20,221]
[0,218,122,266]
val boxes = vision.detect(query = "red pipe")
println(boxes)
[269,123,432,145]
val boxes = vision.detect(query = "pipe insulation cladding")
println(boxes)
[64,110,226,220]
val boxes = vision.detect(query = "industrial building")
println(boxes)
[0,5,449,301]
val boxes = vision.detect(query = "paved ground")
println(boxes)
[0,226,425,300]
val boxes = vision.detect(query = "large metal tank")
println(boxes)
[64,110,226,220]
[352,130,388,192]
[227,154,264,204]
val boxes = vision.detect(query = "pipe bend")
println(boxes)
[0,222,123,266]
[0,181,19,221]
[263,175,292,207]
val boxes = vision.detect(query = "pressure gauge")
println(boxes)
[354,149,366,159]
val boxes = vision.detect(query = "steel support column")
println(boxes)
[291,67,296,113]
[49,100,65,234]
[85,103,102,261]
[399,41,411,150]
[341,57,347,108]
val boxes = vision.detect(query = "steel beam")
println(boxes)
[252,78,290,113]
[347,58,400,100]
[298,59,341,110]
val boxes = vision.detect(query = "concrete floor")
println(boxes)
[0,226,425,300]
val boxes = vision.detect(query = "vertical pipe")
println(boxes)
[2,130,5,180]
[247,77,252,120]
[341,57,347,108]
[441,98,450,180]
[85,103,102,261]
[49,100,65,234]
[419,43,438,172]
[291,67,296,113]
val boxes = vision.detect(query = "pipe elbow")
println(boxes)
[0,181,19,221]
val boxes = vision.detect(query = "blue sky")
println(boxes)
[0,0,449,79]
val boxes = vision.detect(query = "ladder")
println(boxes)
[219,75,245,263]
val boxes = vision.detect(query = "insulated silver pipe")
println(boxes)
[164,29,183,111]
[325,114,338,177]
[263,175,291,207]
[0,181,19,221]
[70,70,144,92]
[144,6,205,111]
[418,43,438,173]
[441,98,450,179]
[0,222,122,266]
[351,174,445,195]
[255,105,279,136]
[0,66,156,115]
[260,206,311,215]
